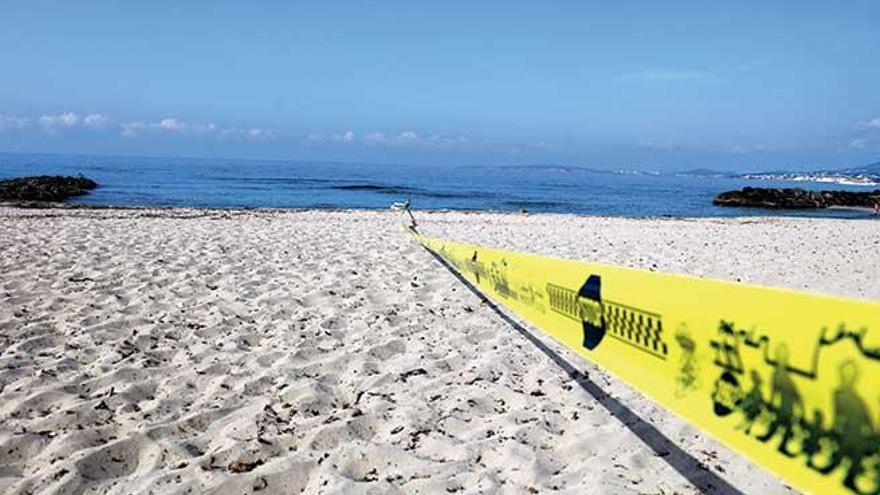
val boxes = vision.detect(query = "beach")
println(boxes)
[1,207,878,494]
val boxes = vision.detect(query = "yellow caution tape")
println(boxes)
[410,225,880,495]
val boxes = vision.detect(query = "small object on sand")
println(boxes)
[227,460,262,473]
[391,199,417,227]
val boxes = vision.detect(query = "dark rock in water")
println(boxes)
[714,187,880,209]
[0,175,98,202]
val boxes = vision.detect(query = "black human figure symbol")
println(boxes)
[714,321,744,373]
[492,259,511,297]
[737,370,764,434]
[801,409,825,469]
[819,360,875,492]
[675,326,698,397]
[470,251,481,283]
[757,343,803,456]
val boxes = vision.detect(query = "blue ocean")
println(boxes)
[0,152,876,218]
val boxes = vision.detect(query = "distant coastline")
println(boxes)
[740,172,879,187]
[736,160,880,187]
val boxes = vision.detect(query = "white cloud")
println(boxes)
[332,131,355,142]
[855,116,880,130]
[2,110,275,143]
[83,113,109,128]
[363,132,386,143]
[243,127,275,142]
[427,133,470,146]
[120,117,274,142]
[306,130,356,143]
[0,114,29,131]
[121,121,146,137]
[37,111,109,132]
[325,129,471,149]
[193,122,218,134]
[397,130,420,143]
[310,129,546,153]
[154,118,187,132]
[39,112,80,130]
[216,125,276,142]
[2,111,109,133]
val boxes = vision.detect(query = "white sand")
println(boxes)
[0,207,877,494]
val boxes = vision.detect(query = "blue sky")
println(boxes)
[1,1,878,171]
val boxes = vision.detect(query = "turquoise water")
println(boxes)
[1,152,876,218]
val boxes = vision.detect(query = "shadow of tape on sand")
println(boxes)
[422,246,746,495]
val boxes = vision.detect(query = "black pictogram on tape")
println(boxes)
[547,276,668,359]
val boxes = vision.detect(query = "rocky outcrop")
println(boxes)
[0,175,98,202]
[714,187,880,209]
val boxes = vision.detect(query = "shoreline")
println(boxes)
[2,200,878,222]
